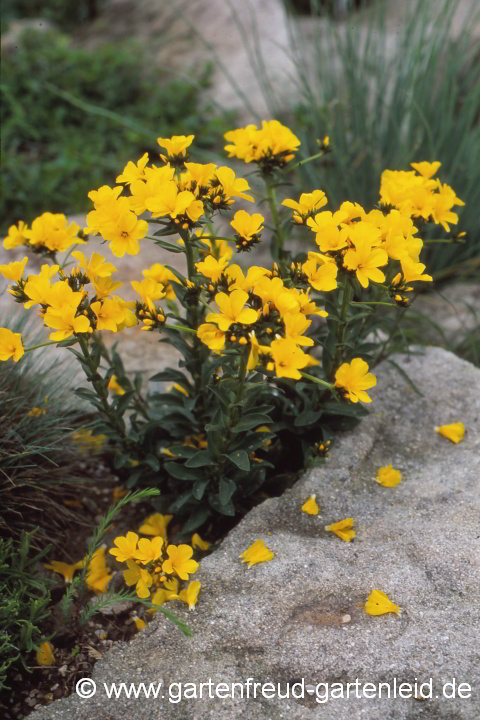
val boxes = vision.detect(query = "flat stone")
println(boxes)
[31,347,480,719]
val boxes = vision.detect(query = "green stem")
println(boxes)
[167,324,197,334]
[300,372,334,389]
[24,340,58,353]
[334,276,353,375]
[288,148,326,171]
[266,179,285,264]
[78,335,128,442]
[59,243,81,271]
[351,301,396,307]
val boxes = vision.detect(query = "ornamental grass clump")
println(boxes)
[0,122,465,533]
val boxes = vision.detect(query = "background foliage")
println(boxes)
[0,29,229,232]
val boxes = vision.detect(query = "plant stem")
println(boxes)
[333,276,353,376]
[77,335,128,442]
[266,179,285,264]
[24,341,58,353]
[300,372,334,389]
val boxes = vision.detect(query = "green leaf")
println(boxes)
[219,477,237,505]
[192,478,210,501]
[167,445,199,459]
[180,506,211,534]
[222,450,250,471]
[149,369,190,385]
[294,409,322,426]
[164,463,201,481]
[169,491,193,513]
[145,454,160,471]
[185,451,213,468]
[209,493,235,516]
[154,238,185,253]
[231,414,273,433]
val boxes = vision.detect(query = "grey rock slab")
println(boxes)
[31,346,480,719]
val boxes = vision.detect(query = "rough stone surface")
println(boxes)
[31,347,480,719]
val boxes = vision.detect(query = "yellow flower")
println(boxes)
[123,559,153,598]
[376,464,403,487]
[206,290,258,331]
[0,256,28,283]
[197,323,226,351]
[301,494,320,515]
[102,207,148,257]
[191,533,211,550]
[226,265,269,292]
[196,254,230,282]
[142,264,177,300]
[146,182,196,220]
[147,581,179,613]
[0,328,24,362]
[230,210,264,240]
[364,589,401,616]
[3,221,28,249]
[86,547,112,594]
[44,305,91,342]
[134,537,164,564]
[182,162,217,190]
[36,641,55,666]
[138,513,173,539]
[72,251,116,281]
[157,134,194,157]
[240,539,276,568]
[410,161,441,179]
[343,240,388,288]
[282,190,328,222]
[283,313,314,347]
[435,422,465,444]
[131,278,166,306]
[91,276,124,300]
[109,531,139,562]
[399,256,432,284]
[23,264,59,309]
[325,518,356,542]
[134,617,146,631]
[178,580,201,610]
[307,210,349,251]
[269,338,310,380]
[108,375,125,395]
[90,299,126,332]
[162,544,199,581]
[24,212,83,253]
[28,406,46,417]
[43,559,84,583]
[335,358,376,404]
[213,167,254,203]
[302,257,338,292]
[71,429,105,452]
[116,152,149,184]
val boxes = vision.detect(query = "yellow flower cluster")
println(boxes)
[3,214,83,254]
[380,161,465,231]
[0,252,140,341]
[109,515,205,613]
[224,120,300,168]
[44,547,111,594]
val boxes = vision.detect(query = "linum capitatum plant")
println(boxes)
[0,122,465,535]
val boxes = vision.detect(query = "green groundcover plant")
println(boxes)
[0,28,228,232]
[0,121,466,538]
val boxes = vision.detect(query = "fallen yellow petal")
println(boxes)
[301,494,320,515]
[364,589,401,616]
[36,641,55,666]
[435,422,465,444]
[325,518,356,542]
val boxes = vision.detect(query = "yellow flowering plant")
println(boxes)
[0,123,465,532]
